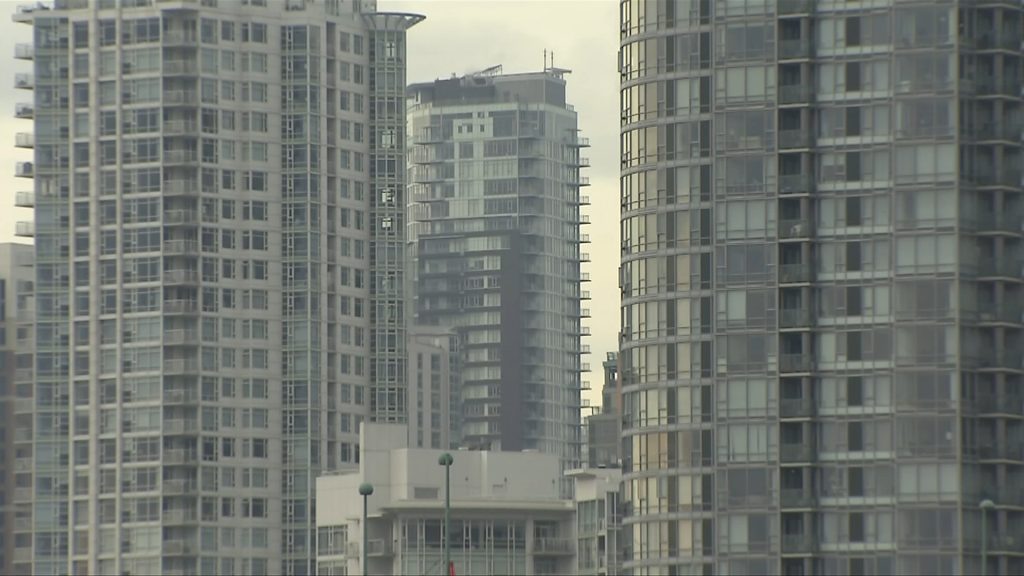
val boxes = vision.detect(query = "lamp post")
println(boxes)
[438,453,454,576]
[980,499,995,576]
[359,482,374,576]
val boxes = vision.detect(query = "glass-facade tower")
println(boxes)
[408,70,589,491]
[10,1,419,575]
[620,1,1024,575]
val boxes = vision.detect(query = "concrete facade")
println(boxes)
[316,422,576,576]
[407,325,456,450]
[11,1,419,574]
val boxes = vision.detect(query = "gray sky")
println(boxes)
[0,0,620,402]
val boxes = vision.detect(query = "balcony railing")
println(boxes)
[162,509,198,525]
[164,299,198,315]
[163,389,199,405]
[163,210,198,226]
[162,179,199,197]
[781,533,815,554]
[533,538,574,555]
[778,85,811,105]
[162,31,198,46]
[970,394,1024,416]
[164,330,198,345]
[14,43,33,60]
[163,419,198,435]
[163,450,197,466]
[15,132,33,148]
[15,367,33,383]
[163,269,198,285]
[779,218,811,239]
[977,445,1024,462]
[778,129,810,149]
[163,91,198,105]
[779,308,811,328]
[163,120,198,135]
[164,359,199,375]
[163,150,198,165]
[780,489,815,508]
[970,213,1024,234]
[779,39,810,60]
[779,263,811,284]
[778,0,812,14]
[780,443,814,463]
[14,221,33,237]
[14,162,33,178]
[780,397,814,418]
[975,261,1024,279]
[14,73,33,90]
[14,102,33,118]
[779,174,812,195]
[161,477,197,496]
[162,540,196,555]
[779,353,812,373]
[163,60,198,75]
[15,191,33,207]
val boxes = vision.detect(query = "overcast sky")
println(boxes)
[0,0,620,403]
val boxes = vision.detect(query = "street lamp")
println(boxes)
[981,499,995,576]
[438,453,454,576]
[359,482,374,576]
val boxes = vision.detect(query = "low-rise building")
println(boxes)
[316,423,576,576]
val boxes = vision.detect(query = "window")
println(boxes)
[848,512,865,542]
[848,422,863,451]
[847,377,863,406]
[848,467,864,497]
[845,17,862,46]
[845,62,862,91]
[845,242,862,271]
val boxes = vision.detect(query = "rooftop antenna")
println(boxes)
[544,49,547,70]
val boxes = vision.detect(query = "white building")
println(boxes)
[316,423,577,576]
[407,325,457,450]
[568,468,623,576]
[11,1,420,574]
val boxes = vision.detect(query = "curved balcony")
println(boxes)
[14,162,32,178]
[15,191,33,207]
[14,43,32,60]
[14,102,33,118]
[14,221,33,237]
[15,132,33,148]
[14,73,33,90]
